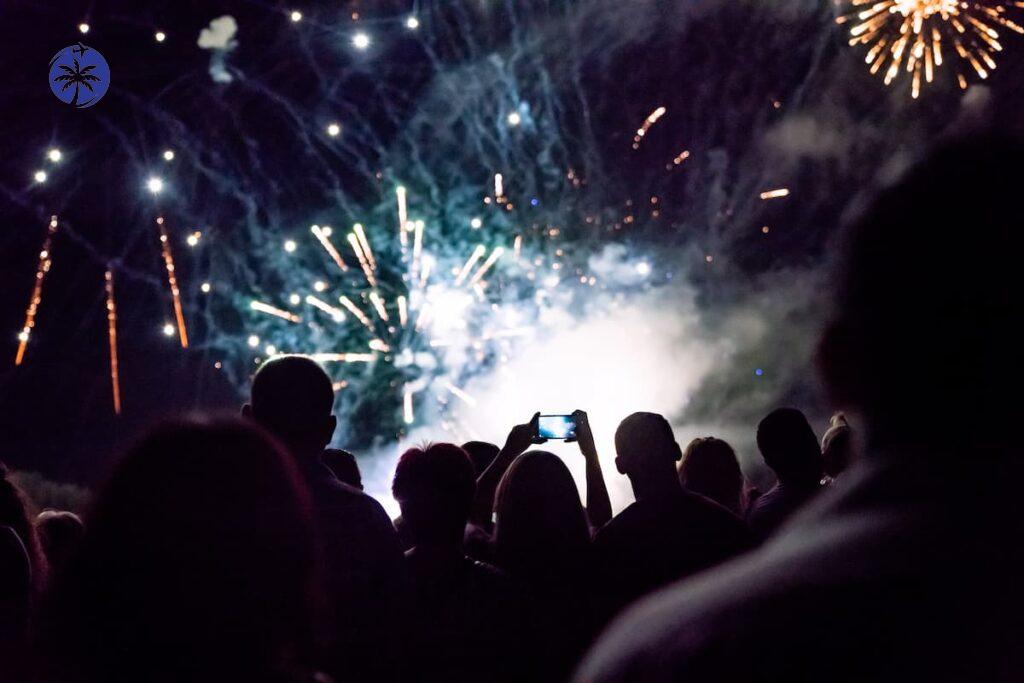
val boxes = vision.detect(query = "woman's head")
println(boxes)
[42,416,317,681]
[679,437,744,515]
[493,451,590,581]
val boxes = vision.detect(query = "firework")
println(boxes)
[469,247,505,285]
[14,216,59,365]
[156,217,189,348]
[305,295,346,322]
[837,0,1024,97]
[368,291,390,321]
[104,268,122,415]
[338,295,375,332]
[347,231,378,288]
[397,295,409,327]
[250,300,302,323]
[396,186,409,248]
[311,224,349,272]
[759,188,791,200]
[403,385,415,424]
[632,106,667,149]
[309,352,376,363]
[455,245,487,285]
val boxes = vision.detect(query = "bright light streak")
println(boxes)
[310,353,375,363]
[250,300,302,323]
[14,216,59,365]
[404,385,415,423]
[469,247,505,285]
[353,223,377,272]
[397,295,408,327]
[396,186,408,248]
[368,291,389,321]
[347,231,378,288]
[156,217,188,348]
[759,188,790,200]
[311,224,349,272]
[632,106,667,149]
[445,382,478,406]
[305,295,346,322]
[454,245,486,286]
[411,219,425,283]
[368,338,391,352]
[513,234,523,261]
[494,173,504,198]
[339,295,375,332]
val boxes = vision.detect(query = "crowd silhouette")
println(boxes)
[1,136,1020,681]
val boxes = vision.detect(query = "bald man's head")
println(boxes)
[243,355,336,457]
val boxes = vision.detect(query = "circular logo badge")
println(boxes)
[49,43,110,108]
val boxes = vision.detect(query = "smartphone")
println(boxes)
[536,414,577,441]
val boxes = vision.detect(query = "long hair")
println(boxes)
[0,464,47,592]
[39,417,318,682]
[493,451,591,585]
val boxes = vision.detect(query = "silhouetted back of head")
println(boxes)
[461,440,500,476]
[615,412,681,485]
[36,510,84,572]
[820,135,1024,449]
[494,450,591,579]
[757,408,822,481]
[322,448,362,489]
[41,417,317,682]
[679,437,743,514]
[393,443,476,546]
[248,355,335,456]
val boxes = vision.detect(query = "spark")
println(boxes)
[494,173,504,198]
[33,170,47,183]
[155,31,166,43]
[454,245,487,285]
[352,32,371,49]
[156,217,188,348]
[247,335,260,347]
[14,216,59,365]
[290,10,303,22]
[310,353,375,363]
[163,323,176,337]
[339,295,375,332]
[250,300,302,323]
[47,148,62,162]
[513,234,523,260]
[326,122,341,137]
[445,382,478,406]
[404,385,415,424]
[368,338,391,352]
[837,0,1024,97]
[396,186,409,248]
[104,268,121,415]
[313,280,327,292]
[469,247,505,285]
[347,231,378,288]
[147,176,164,194]
[470,217,483,229]
[311,224,349,272]
[78,22,89,34]
[632,106,667,149]
[368,291,390,322]
[636,261,651,276]
[163,149,175,161]
[759,188,790,200]
[406,16,420,30]
[353,223,378,272]
[507,111,522,126]
[186,231,201,247]
[201,282,212,293]
[397,295,408,327]
[305,295,346,322]
[284,239,297,253]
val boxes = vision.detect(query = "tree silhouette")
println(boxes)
[52,58,101,107]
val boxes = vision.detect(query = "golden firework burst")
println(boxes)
[837,0,1024,98]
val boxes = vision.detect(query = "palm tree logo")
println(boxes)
[48,43,110,108]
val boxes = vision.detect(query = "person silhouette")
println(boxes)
[592,412,751,617]
[243,355,404,681]
[38,417,319,682]
[745,408,826,538]
[576,135,1024,682]
[678,437,746,516]
[393,443,530,682]
[321,448,363,490]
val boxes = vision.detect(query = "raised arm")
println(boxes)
[470,413,538,527]
[573,410,613,530]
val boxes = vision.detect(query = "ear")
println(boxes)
[241,403,253,419]
[615,455,626,475]
[672,442,683,462]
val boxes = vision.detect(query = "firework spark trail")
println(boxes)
[838,0,1024,97]
[104,268,121,415]
[309,352,376,363]
[347,231,378,288]
[353,223,377,273]
[14,216,59,366]
[250,300,302,323]
[338,295,375,332]
[157,217,188,348]
[368,291,390,321]
[469,247,505,285]
[397,295,409,327]
[311,224,349,272]
[632,106,667,149]
[759,188,790,200]
[455,245,487,285]
[305,295,346,322]
[396,186,409,248]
